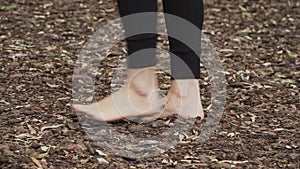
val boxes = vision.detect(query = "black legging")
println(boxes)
[117,0,204,79]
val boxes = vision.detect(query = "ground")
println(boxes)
[0,0,299,168]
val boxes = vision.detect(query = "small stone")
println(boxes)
[0,155,9,163]
[285,145,292,149]
[3,149,13,156]
[87,144,95,155]
[287,164,297,169]
[41,146,49,152]
[151,120,166,128]
[97,158,109,164]
[67,122,78,130]
[268,132,278,139]
[31,143,40,149]
[217,162,231,168]
[289,153,299,160]
[49,147,57,155]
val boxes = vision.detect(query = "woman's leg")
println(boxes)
[117,0,157,68]
[163,0,203,79]
[162,0,204,119]
[71,0,163,122]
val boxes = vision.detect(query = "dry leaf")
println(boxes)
[29,147,50,168]
[0,100,10,105]
[95,149,107,157]
[29,147,50,159]
[9,73,23,78]
[30,157,43,168]
[41,124,64,131]
[27,124,37,135]
[80,157,90,164]
[219,160,249,164]
[273,128,285,131]
[227,133,235,137]
[46,83,59,88]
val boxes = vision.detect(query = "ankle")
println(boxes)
[170,79,199,97]
[127,67,158,95]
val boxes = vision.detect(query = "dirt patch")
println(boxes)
[0,0,299,168]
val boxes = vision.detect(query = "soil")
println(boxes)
[0,0,299,168]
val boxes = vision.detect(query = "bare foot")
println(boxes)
[71,67,164,122]
[163,79,204,119]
